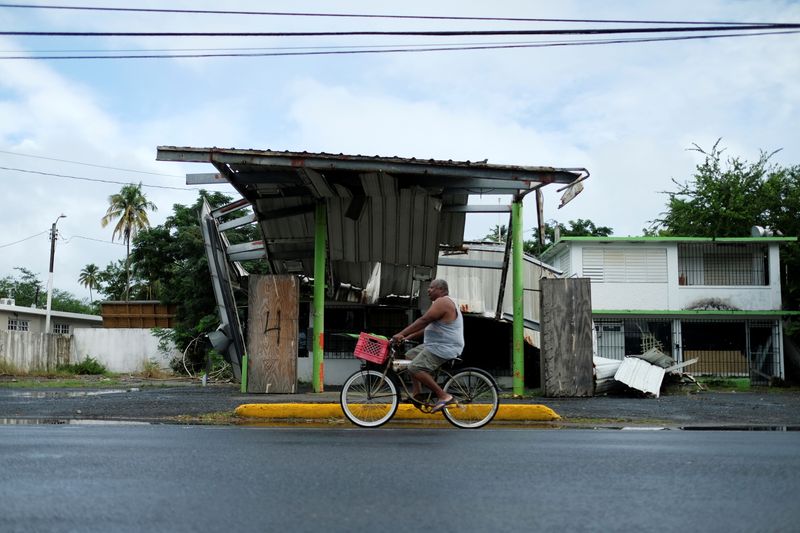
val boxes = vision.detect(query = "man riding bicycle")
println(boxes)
[390,278,464,413]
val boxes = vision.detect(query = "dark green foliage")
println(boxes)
[0,267,95,315]
[0,267,43,308]
[95,260,128,301]
[652,141,800,372]
[128,190,268,372]
[652,141,778,237]
[526,219,613,256]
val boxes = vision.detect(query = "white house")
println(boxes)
[0,298,102,333]
[541,236,798,381]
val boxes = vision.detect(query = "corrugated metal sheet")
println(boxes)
[156,146,588,297]
[614,356,666,397]
[436,243,561,346]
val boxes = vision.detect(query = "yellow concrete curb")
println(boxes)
[234,403,560,422]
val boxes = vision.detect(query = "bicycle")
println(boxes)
[339,333,500,429]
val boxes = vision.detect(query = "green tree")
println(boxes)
[129,190,267,372]
[651,141,800,353]
[0,267,94,314]
[95,260,128,301]
[650,141,777,237]
[482,224,508,243]
[100,183,157,301]
[0,267,43,307]
[78,263,100,303]
[525,219,613,256]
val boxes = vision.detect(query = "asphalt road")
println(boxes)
[1,425,798,532]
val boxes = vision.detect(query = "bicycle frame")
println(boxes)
[364,343,459,409]
[341,335,501,428]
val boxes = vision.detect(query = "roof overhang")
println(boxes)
[157,146,588,296]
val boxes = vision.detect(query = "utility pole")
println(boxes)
[45,214,66,334]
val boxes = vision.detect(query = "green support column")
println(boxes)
[313,201,327,392]
[511,197,525,396]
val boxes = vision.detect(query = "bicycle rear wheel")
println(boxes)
[442,368,499,429]
[340,369,399,428]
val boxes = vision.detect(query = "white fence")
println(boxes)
[0,328,178,374]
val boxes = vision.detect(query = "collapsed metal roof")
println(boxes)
[157,146,588,297]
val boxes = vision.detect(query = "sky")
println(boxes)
[1,0,798,302]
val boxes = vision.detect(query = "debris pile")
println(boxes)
[593,348,698,398]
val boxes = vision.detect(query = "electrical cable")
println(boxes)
[0,149,184,177]
[0,165,198,190]
[0,3,783,26]
[0,229,48,249]
[3,23,798,38]
[60,234,126,246]
[1,29,796,60]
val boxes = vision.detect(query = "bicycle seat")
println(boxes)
[444,357,463,368]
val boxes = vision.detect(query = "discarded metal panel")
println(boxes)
[593,356,623,395]
[614,357,666,397]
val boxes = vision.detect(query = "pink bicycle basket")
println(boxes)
[353,333,390,364]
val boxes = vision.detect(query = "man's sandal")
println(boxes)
[431,397,456,413]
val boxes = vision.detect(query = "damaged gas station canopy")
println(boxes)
[157,146,589,298]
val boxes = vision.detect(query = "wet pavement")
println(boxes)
[2,377,800,427]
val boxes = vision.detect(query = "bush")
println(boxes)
[141,359,167,379]
[58,356,107,375]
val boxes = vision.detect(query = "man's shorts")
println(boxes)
[405,345,449,374]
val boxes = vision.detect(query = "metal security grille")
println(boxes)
[677,243,768,286]
[595,318,675,360]
[319,305,409,360]
[594,317,783,381]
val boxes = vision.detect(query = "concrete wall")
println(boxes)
[71,328,178,373]
[0,331,70,372]
[297,356,360,386]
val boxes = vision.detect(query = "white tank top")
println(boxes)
[423,296,464,359]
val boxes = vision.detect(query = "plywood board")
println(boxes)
[247,275,298,393]
[540,277,594,397]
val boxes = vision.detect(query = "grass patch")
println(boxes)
[696,377,751,392]
[171,412,238,425]
[1,377,123,388]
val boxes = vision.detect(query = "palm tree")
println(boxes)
[100,183,157,300]
[78,264,100,303]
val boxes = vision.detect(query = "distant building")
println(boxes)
[541,236,798,381]
[0,298,102,334]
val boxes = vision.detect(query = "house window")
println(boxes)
[678,243,768,286]
[582,247,667,283]
[53,323,70,334]
[7,319,30,331]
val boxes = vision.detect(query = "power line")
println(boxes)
[0,39,578,54]
[4,24,798,38]
[0,149,183,177]
[60,234,125,246]
[0,3,778,26]
[1,30,796,60]
[0,229,48,249]
[0,165,197,190]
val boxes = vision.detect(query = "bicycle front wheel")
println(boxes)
[442,368,499,429]
[340,370,399,428]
